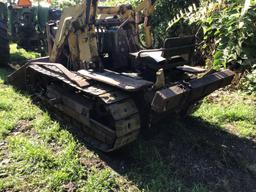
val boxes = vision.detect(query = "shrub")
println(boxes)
[241,64,256,95]
[167,0,256,70]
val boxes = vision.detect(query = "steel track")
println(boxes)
[27,64,141,152]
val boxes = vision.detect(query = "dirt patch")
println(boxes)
[11,120,31,135]
[80,156,106,170]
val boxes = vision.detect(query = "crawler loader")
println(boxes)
[8,0,234,152]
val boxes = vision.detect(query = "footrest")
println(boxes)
[176,65,206,74]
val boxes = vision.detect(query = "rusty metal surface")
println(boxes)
[31,62,89,87]
[151,69,235,113]
[176,65,207,74]
[24,63,141,152]
[7,57,50,89]
[78,69,153,91]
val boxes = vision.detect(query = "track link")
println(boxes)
[27,64,140,152]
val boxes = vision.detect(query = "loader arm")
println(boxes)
[135,0,156,48]
[49,0,157,67]
[49,0,99,69]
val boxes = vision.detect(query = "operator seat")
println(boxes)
[130,36,196,70]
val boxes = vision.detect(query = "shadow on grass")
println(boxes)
[2,67,256,192]
[10,52,28,65]
[0,67,13,82]
[9,43,41,66]
[53,107,256,191]
[101,117,256,192]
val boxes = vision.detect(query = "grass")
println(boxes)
[0,47,255,191]
[194,91,256,139]
[9,44,40,65]
[0,69,123,191]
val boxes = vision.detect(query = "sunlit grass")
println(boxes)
[0,68,122,191]
[9,43,40,65]
[194,91,256,139]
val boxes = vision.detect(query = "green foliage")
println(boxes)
[168,1,256,70]
[51,0,82,8]
[151,0,199,39]
[10,44,40,65]
[82,169,119,191]
[0,78,38,138]
[99,0,138,6]
[241,64,256,95]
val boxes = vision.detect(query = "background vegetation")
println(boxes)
[167,0,256,94]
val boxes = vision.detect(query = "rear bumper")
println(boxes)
[151,69,234,113]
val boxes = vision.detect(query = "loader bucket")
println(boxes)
[151,69,235,113]
[7,57,49,90]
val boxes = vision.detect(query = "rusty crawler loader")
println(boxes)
[8,0,234,152]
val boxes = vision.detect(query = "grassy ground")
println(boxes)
[0,46,255,191]
[9,44,40,66]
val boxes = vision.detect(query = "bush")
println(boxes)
[151,0,199,39]
[167,0,256,70]
[241,64,256,95]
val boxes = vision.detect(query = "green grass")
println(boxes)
[194,91,256,139]
[0,47,255,191]
[0,68,120,191]
[9,44,40,65]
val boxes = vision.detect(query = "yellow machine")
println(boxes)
[47,0,156,69]
[8,0,234,152]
